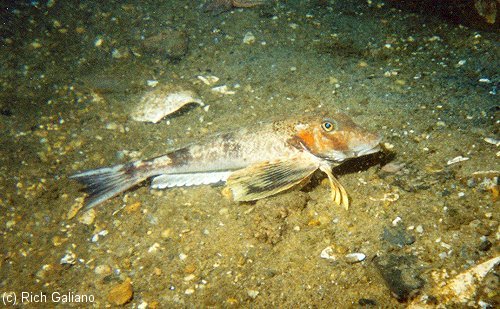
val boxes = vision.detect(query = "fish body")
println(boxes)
[71,113,382,209]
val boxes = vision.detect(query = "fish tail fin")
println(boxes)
[70,161,150,209]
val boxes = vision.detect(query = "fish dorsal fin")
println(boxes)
[226,152,319,202]
[319,164,349,210]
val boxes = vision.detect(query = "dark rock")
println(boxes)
[442,204,474,230]
[478,239,492,251]
[441,188,451,197]
[374,254,425,302]
[1,109,13,116]
[358,298,377,306]
[381,227,415,248]
[142,28,189,60]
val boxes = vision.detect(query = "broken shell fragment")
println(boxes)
[483,137,500,146]
[211,85,235,95]
[320,246,337,261]
[131,84,204,123]
[409,256,500,308]
[197,75,219,86]
[446,156,469,165]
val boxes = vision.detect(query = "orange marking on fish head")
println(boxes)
[292,113,381,162]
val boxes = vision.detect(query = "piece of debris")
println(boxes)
[447,156,469,165]
[131,84,204,123]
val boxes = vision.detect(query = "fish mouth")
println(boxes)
[350,135,383,157]
[353,143,381,157]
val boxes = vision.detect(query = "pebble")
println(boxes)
[67,197,84,219]
[392,216,402,226]
[243,31,256,44]
[161,228,172,239]
[94,38,103,47]
[197,75,219,85]
[125,201,141,214]
[60,251,76,265]
[78,209,96,225]
[211,85,235,95]
[345,253,366,263]
[416,225,424,234]
[320,246,337,261]
[94,264,112,276]
[381,227,415,247]
[184,274,196,282]
[185,288,195,295]
[247,289,259,299]
[107,278,133,305]
[148,243,161,253]
[358,298,377,306]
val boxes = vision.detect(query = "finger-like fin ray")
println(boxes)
[319,164,349,210]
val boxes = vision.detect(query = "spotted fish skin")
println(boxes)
[70,113,382,209]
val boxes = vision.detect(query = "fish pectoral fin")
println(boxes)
[226,153,319,202]
[319,164,349,210]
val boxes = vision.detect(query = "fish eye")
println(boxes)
[321,121,335,132]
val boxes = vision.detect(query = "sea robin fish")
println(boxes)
[71,113,382,210]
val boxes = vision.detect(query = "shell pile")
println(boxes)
[130,84,204,123]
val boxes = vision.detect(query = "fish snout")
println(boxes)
[348,132,383,157]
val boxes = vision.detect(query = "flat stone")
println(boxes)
[107,278,133,305]
[374,254,424,301]
[381,226,415,248]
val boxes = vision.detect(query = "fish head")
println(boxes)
[292,113,382,163]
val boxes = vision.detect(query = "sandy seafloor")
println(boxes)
[0,0,499,307]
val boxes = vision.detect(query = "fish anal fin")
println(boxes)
[226,153,319,202]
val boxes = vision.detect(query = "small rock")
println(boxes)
[67,197,84,219]
[148,242,161,253]
[415,225,424,234]
[381,227,415,248]
[358,298,377,306]
[161,228,172,239]
[374,254,424,301]
[125,201,141,213]
[60,251,76,265]
[243,31,256,44]
[478,239,492,251]
[184,274,196,282]
[185,288,195,295]
[320,246,337,261]
[345,253,366,263]
[78,209,96,225]
[247,289,259,299]
[107,278,133,305]
[142,28,189,59]
[94,264,112,276]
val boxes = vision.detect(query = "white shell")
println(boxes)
[131,84,204,123]
[344,253,366,263]
[446,156,469,165]
[320,246,337,261]
[211,85,235,95]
